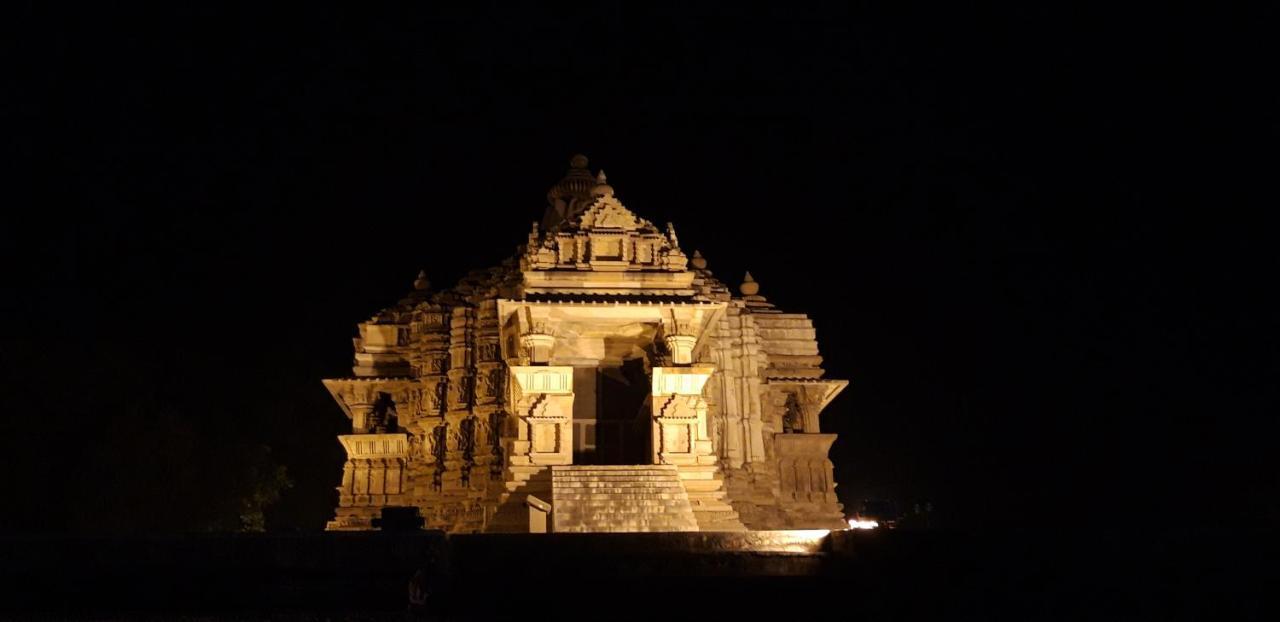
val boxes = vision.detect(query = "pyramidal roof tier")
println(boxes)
[522,156,692,297]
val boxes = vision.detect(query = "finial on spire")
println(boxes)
[691,250,707,270]
[592,170,614,197]
[666,222,679,247]
[413,270,430,291]
[739,271,760,296]
[544,154,598,229]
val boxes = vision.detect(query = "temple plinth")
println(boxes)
[324,155,849,532]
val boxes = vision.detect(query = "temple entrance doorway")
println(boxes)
[572,358,651,465]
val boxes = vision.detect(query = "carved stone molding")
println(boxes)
[651,366,716,466]
[774,433,839,503]
[508,365,574,466]
[336,433,411,508]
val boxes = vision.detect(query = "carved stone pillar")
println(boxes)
[744,376,766,464]
[714,338,746,469]
[348,402,374,434]
[508,366,574,466]
[651,366,717,466]
[340,461,354,493]
[663,333,697,365]
[520,333,556,364]
[352,460,369,499]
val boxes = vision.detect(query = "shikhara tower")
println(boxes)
[323,155,849,532]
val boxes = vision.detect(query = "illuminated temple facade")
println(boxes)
[324,155,849,532]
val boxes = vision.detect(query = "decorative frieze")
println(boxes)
[336,433,411,508]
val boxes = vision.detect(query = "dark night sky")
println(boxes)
[2,4,1276,532]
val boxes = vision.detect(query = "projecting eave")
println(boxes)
[321,377,418,420]
[765,377,849,414]
[520,267,696,297]
[523,293,699,304]
[495,297,728,366]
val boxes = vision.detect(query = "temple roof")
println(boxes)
[521,158,692,296]
[340,155,835,387]
[364,156,800,316]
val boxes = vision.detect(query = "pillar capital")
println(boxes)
[663,334,698,364]
[520,332,556,364]
[651,365,716,396]
[508,365,574,395]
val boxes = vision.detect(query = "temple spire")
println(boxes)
[543,153,597,230]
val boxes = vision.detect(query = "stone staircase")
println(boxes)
[676,465,749,531]
[720,466,785,530]
[551,465,699,533]
[484,465,553,533]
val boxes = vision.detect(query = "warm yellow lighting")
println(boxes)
[847,517,880,530]
[785,529,832,540]
[745,529,832,553]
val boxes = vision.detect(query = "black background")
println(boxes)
[2,4,1275,533]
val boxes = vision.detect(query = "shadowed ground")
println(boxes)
[0,530,1271,620]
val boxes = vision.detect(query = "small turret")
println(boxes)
[591,170,614,198]
[739,271,759,296]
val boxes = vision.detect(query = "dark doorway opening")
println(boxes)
[572,360,650,465]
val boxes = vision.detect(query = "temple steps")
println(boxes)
[483,466,553,533]
[553,485,685,492]
[553,493,685,501]
[674,465,749,532]
[551,465,699,533]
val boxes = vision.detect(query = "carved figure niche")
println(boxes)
[783,393,805,434]
[430,423,448,491]
[459,416,477,487]
[488,410,506,480]
[370,392,399,433]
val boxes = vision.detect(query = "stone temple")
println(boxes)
[324,155,849,533]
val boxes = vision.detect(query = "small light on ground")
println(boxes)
[847,517,880,530]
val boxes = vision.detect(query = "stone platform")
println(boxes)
[0,530,1267,620]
